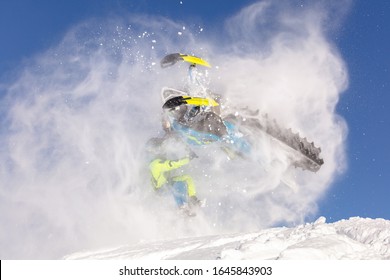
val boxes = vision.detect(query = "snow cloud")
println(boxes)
[0,1,349,258]
[205,0,349,227]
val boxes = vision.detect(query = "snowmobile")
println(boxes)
[158,53,324,173]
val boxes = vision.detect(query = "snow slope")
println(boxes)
[66,217,390,260]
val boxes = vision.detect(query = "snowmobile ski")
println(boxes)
[163,95,219,109]
[160,53,211,68]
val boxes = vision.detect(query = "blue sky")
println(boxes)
[320,0,390,221]
[0,0,389,224]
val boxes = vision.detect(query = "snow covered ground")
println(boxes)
[66,217,390,260]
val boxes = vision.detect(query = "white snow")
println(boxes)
[65,217,390,260]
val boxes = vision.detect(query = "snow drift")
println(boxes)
[0,1,351,259]
[66,217,390,260]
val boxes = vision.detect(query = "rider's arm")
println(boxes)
[164,157,190,171]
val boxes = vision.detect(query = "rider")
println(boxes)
[147,124,202,213]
